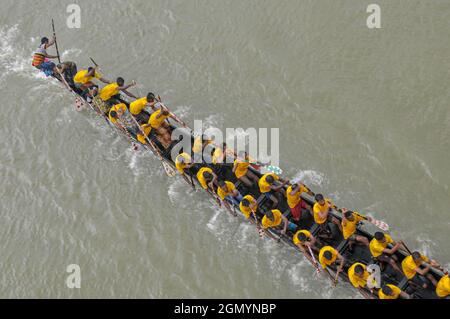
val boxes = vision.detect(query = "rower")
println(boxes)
[196,167,218,192]
[99,77,137,106]
[147,106,175,149]
[73,66,110,97]
[378,284,409,299]
[369,232,403,275]
[175,152,194,175]
[436,274,450,298]
[341,208,370,248]
[136,123,152,145]
[348,262,369,290]
[232,151,259,187]
[239,195,258,220]
[217,180,243,209]
[261,209,296,235]
[293,229,318,254]
[32,36,58,77]
[212,143,227,165]
[129,92,158,124]
[258,173,289,208]
[192,134,213,161]
[401,251,438,289]
[108,103,127,124]
[286,183,311,222]
[318,246,345,281]
[312,194,342,235]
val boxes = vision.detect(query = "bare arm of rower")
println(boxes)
[46,36,56,48]
[383,242,402,255]
[415,264,431,276]
[99,77,110,84]
[281,214,288,235]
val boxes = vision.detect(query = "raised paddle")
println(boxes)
[51,19,61,64]
[336,207,389,232]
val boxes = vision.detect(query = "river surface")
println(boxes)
[0,0,449,298]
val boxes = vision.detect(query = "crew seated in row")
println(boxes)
[286,183,312,222]
[319,246,345,281]
[258,173,289,208]
[369,232,403,275]
[129,92,159,124]
[232,152,259,187]
[261,209,297,235]
[216,180,243,211]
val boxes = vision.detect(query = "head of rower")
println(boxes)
[218,180,229,192]
[354,264,365,278]
[116,77,125,86]
[203,171,214,183]
[412,251,425,265]
[241,198,250,208]
[374,232,388,244]
[298,232,309,243]
[344,210,355,222]
[147,92,156,103]
[41,37,49,46]
[315,194,325,206]
[264,210,275,222]
[323,250,333,262]
[381,285,394,297]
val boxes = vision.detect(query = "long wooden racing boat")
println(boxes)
[48,62,447,300]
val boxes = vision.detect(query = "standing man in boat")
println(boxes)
[73,66,110,98]
[312,194,342,236]
[99,77,137,106]
[340,208,370,249]
[286,183,312,222]
[32,36,59,77]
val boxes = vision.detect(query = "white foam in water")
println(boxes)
[291,169,325,187]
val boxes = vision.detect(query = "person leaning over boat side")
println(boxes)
[286,183,312,222]
[175,152,196,189]
[319,246,345,282]
[32,36,58,77]
[233,151,260,187]
[340,208,370,249]
[369,232,403,275]
[258,173,289,208]
[239,195,258,221]
[293,229,318,254]
[99,77,137,106]
[401,251,439,289]
[261,209,296,235]
[197,167,218,192]
[129,92,159,124]
[217,180,243,209]
[73,66,110,97]
[312,194,342,236]
[435,274,450,298]
[348,262,370,290]
[378,284,410,299]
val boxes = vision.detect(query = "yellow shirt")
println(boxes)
[342,212,364,239]
[261,209,282,229]
[212,148,224,164]
[239,195,256,219]
[286,184,308,209]
[401,255,429,279]
[197,167,213,190]
[129,97,148,115]
[293,230,311,246]
[175,153,192,174]
[318,246,338,269]
[233,159,250,179]
[149,109,169,129]
[258,173,279,193]
[378,284,401,299]
[108,103,127,124]
[137,125,151,144]
[99,82,119,101]
[369,234,394,258]
[217,181,235,200]
[436,275,450,298]
[73,69,101,84]
[313,199,332,225]
[348,263,369,288]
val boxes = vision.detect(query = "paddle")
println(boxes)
[335,207,389,232]
[307,245,321,276]
[51,19,61,64]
